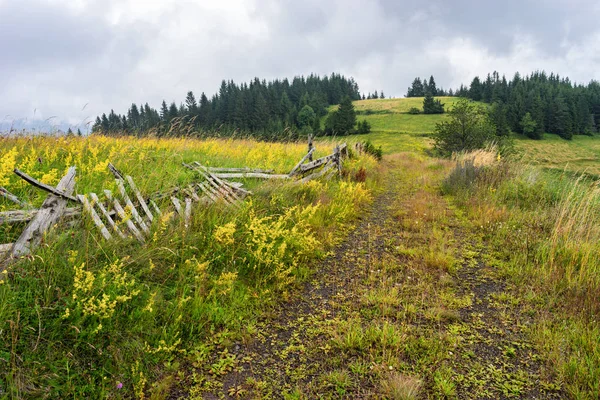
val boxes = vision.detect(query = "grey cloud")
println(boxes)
[1,0,600,128]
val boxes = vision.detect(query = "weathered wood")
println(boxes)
[299,153,336,173]
[301,161,335,183]
[13,168,79,203]
[78,194,112,240]
[0,207,81,225]
[226,181,244,189]
[2,167,77,272]
[125,175,154,223]
[150,200,162,217]
[186,163,238,205]
[221,180,252,197]
[107,191,145,243]
[171,197,183,215]
[207,167,275,174]
[90,193,125,239]
[288,147,316,176]
[184,186,201,202]
[194,163,243,203]
[108,163,125,180]
[184,198,192,227]
[334,145,342,175]
[115,179,150,234]
[308,134,314,162]
[211,172,290,179]
[0,243,12,259]
[196,182,219,203]
[0,187,30,208]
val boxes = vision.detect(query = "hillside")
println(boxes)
[327,97,600,176]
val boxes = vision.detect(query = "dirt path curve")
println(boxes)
[187,154,561,399]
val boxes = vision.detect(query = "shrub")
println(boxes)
[408,107,421,115]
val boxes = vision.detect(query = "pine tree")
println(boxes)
[185,91,198,114]
[428,76,437,96]
[160,101,169,121]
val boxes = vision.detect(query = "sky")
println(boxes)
[2,0,600,132]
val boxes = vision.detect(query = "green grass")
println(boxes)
[515,133,600,176]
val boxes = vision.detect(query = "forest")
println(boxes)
[408,71,600,139]
[92,73,361,139]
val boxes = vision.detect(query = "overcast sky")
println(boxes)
[2,0,600,131]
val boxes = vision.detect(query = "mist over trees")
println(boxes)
[92,73,361,139]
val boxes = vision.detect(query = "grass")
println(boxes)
[515,133,600,176]
[0,135,378,398]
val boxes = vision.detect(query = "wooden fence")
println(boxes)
[0,142,347,274]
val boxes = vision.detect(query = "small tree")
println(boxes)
[297,105,316,130]
[433,98,495,157]
[520,112,539,139]
[325,96,357,135]
[356,119,371,134]
[423,93,444,114]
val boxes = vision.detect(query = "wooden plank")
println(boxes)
[288,147,316,176]
[2,167,77,272]
[186,163,237,205]
[299,153,336,173]
[1,207,81,225]
[184,198,192,227]
[108,163,125,180]
[78,194,112,240]
[13,168,79,203]
[90,193,125,239]
[0,243,12,259]
[125,175,154,223]
[150,200,162,217]
[196,183,219,203]
[211,172,290,179]
[221,180,252,197]
[207,167,275,174]
[185,186,201,202]
[301,161,335,183]
[196,164,243,203]
[171,197,183,215]
[106,191,145,243]
[0,187,30,208]
[115,179,150,234]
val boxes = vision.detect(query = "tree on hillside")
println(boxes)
[423,93,444,114]
[433,98,495,156]
[185,91,198,114]
[428,76,437,95]
[520,112,539,139]
[488,102,510,137]
[297,105,316,130]
[407,78,425,97]
[325,96,357,135]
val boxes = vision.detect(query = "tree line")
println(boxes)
[92,73,362,139]
[409,71,600,140]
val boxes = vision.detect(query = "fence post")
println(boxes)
[308,134,314,162]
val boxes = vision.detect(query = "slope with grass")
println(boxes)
[2,130,600,399]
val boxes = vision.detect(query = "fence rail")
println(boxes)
[0,141,348,274]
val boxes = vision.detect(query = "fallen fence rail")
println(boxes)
[0,140,349,268]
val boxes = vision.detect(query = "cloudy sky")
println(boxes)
[2,0,600,131]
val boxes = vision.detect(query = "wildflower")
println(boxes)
[213,222,236,245]
[116,382,123,389]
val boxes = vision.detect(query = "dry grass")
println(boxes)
[380,372,422,400]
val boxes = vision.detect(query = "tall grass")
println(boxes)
[443,147,600,397]
[0,135,378,398]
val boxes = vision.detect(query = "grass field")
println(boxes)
[515,133,600,176]
[2,100,600,398]
[337,98,600,176]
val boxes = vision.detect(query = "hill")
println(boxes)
[325,97,600,176]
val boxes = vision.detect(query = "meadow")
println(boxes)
[0,135,378,398]
[1,97,600,398]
